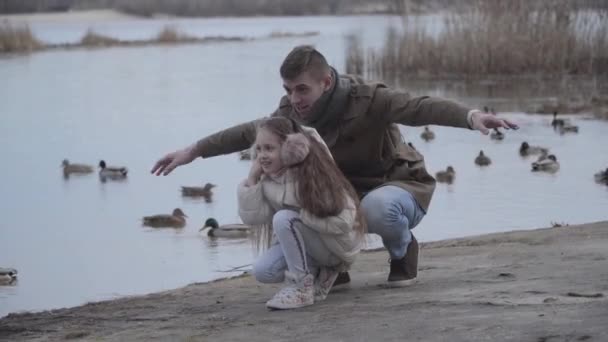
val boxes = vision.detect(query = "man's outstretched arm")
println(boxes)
[151,119,259,176]
[375,88,518,134]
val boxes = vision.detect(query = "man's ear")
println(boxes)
[321,71,332,91]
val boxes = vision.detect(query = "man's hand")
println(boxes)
[151,145,197,176]
[470,110,519,135]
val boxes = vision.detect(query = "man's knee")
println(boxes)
[361,188,403,226]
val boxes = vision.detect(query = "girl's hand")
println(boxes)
[246,158,263,186]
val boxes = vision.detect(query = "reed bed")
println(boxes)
[0,21,43,53]
[346,0,608,78]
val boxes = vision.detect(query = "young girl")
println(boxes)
[238,117,365,310]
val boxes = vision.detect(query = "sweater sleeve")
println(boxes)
[237,180,274,225]
[299,197,356,235]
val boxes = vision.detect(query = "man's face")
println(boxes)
[282,70,332,118]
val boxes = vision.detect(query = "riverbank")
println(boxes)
[1,221,606,341]
[0,9,137,23]
[0,14,319,54]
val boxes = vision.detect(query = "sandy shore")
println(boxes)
[0,9,139,24]
[1,221,607,341]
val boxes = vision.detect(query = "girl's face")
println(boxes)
[255,128,284,175]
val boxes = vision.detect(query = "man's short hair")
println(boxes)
[280,45,331,80]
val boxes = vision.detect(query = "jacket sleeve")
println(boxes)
[237,180,274,225]
[373,87,472,128]
[193,119,261,158]
[299,197,356,235]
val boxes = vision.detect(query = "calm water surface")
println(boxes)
[1,15,606,317]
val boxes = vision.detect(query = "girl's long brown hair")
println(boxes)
[256,117,367,240]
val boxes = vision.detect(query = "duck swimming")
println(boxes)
[475,150,491,166]
[559,124,579,134]
[420,126,435,141]
[98,160,128,180]
[594,168,608,185]
[490,128,505,140]
[519,142,548,157]
[532,154,560,173]
[435,166,456,184]
[0,268,17,285]
[200,218,252,238]
[181,182,216,202]
[239,149,252,160]
[551,111,565,127]
[62,159,93,176]
[143,208,187,228]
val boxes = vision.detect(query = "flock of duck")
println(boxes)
[421,110,608,186]
[60,110,608,232]
[62,159,128,182]
[4,112,606,286]
[3,163,248,285]
[61,158,253,239]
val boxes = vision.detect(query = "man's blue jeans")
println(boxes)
[361,185,426,260]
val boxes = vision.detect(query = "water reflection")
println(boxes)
[392,76,608,113]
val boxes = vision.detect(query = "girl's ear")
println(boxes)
[280,133,310,166]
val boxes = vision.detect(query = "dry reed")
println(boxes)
[0,21,43,53]
[346,0,608,78]
[80,29,121,46]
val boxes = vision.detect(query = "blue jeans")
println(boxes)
[361,185,426,260]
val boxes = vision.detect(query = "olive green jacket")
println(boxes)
[194,75,472,211]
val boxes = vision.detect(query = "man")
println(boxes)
[151,45,518,286]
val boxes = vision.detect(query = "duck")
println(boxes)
[551,111,565,127]
[98,160,128,180]
[407,142,417,151]
[239,149,252,160]
[535,149,550,162]
[181,182,216,202]
[142,208,187,228]
[420,126,435,141]
[559,124,579,134]
[532,154,560,173]
[62,159,94,176]
[0,267,18,285]
[490,128,504,140]
[594,168,608,185]
[435,166,455,184]
[474,150,491,166]
[200,218,252,238]
[519,142,548,157]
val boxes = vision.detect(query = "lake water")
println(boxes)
[1,14,607,317]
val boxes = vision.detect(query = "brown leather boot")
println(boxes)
[333,271,351,287]
[387,234,419,283]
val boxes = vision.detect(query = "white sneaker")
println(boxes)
[314,267,340,302]
[266,272,314,310]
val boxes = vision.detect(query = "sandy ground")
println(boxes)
[0,10,139,24]
[1,221,607,341]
